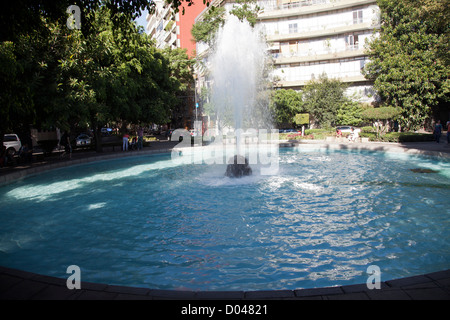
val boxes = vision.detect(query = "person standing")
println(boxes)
[137,127,144,150]
[433,120,443,143]
[123,132,130,151]
[446,121,450,144]
[61,131,72,159]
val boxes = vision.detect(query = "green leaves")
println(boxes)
[336,101,365,127]
[302,74,347,128]
[1,3,193,138]
[364,0,449,130]
[270,89,304,127]
[191,6,226,45]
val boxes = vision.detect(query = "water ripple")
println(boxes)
[0,150,449,290]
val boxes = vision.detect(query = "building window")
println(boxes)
[289,23,298,34]
[353,10,363,24]
[345,34,359,49]
[157,21,164,32]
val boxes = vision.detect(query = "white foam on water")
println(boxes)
[5,160,182,202]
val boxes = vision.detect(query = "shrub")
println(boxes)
[361,126,376,133]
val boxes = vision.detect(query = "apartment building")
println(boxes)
[146,0,207,57]
[146,0,178,50]
[260,0,380,101]
[196,0,380,102]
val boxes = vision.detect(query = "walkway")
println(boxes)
[1,139,449,300]
[1,266,449,300]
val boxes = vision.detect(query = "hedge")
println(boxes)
[359,132,434,142]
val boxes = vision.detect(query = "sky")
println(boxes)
[135,9,149,31]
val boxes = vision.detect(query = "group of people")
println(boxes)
[433,120,450,144]
[122,127,144,151]
[0,143,33,167]
[335,128,359,142]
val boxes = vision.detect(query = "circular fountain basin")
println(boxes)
[0,148,449,291]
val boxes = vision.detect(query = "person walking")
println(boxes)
[61,131,72,159]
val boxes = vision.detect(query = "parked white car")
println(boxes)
[3,134,22,156]
[75,133,92,148]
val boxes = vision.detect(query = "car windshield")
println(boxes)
[3,135,18,142]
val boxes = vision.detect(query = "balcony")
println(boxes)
[258,0,377,19]
[266,21,376,42]
[274,74,368,88]
[273,46,366,64]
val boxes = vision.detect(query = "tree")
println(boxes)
[0,41,36,135]
[0,0,158,146]
[404,0,450,67]
[0,0,156,42]
[192,1,261,45]
[229,0,262,27]
[191,6,226,45]
[336,101,365,126]
[302,73,347,128]
[363,0,449,131]
[361,106,402,137]
[0,4,183,152]
[270,89,304,128]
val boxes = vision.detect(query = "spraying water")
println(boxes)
[208,15,272,176]
[209,15,271,155]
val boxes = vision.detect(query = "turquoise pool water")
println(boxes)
[0,148,449,291]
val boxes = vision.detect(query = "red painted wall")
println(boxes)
[177,2,208,58]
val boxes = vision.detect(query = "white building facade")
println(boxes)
[259,0,380,102]
[196,0,380,103]
[146,0,178,50]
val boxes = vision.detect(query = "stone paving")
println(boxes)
[0,139,449,300]
[1,266,449,300]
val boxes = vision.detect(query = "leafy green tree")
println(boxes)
[191,6,226,45]
[361,106,402,137]
[192,1,261,45]
[363,0,449,130]
[336,101,365,126]
[0,0,155,42]
[0,42,36,134]
[270,89,304,128]
[404,0,450,67]
[1,4,184,151]
[302,73,347,128]
[229,0,262,27]
[162,48,195,93]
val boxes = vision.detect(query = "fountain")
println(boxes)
[1,14,449,294]
[225,154,252,178]
[207,16,271,177]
